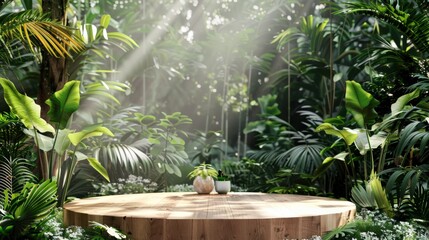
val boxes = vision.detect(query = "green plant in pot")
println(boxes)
[215,169,231,194]
[188,163,217,194]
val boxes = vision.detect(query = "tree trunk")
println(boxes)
[38,0,69,120]
[37,0,69,179]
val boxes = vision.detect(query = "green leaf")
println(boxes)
[313,156,335,178]
[107,32,138,48]
[333,73,343,82]
[68,125,114,146]
[23,129,53,151]
[74,151,88,161]
[165,164,174,174]
[385,169,405,193]
[333,152,349,161]
[243,121,266,134]
[0,78,55,133]
[258,94,281,116]
[391,89,420,114]
[170,136,185,145]
[188,163,217,179]
[0,10,84,58]
[137,114,157,125]
[53,129,72,155]
[100,14,111,29]
[7,180,57,234]
[89,222,126,239]
[313,151,349,179]
[369,172,393,217]
[171,164,182,177]
[354,129,386,155]
[351,184,376,208]
[316,123,358,145]
[322,221,357,240]
[345,80,379,128]
[148,138,161,145]
[46,80,81,129]
[20,0,32,10]
[87,158,110,182]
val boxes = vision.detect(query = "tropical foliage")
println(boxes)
[323,209,429,240]
[0,0,429,238]
[0,180,57,239]
[0,2,83,60]
[0,78,112,207]
[187,163,218,180]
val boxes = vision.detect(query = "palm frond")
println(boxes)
[76,81,131,123]
[382,165,429,211]
[0,156,37,208]
[0,112,30,159]
[394,121,429,164]
[409,76,429,91]
[355,35,420,80]
[0,10,84,58]
[352,173,393,217]
[0,0,13,12]
[69,15,137,85]
[2,180,56,236]
[340,0,429,53]
[322,221,357,240]
[247,147,283,165]
[67,168,96,198]
[0,157,12,207]
[405,184,429,222]
[94,143,152,182]
[351,183,377,209]
[11,157,37,192]
[282,144,325,173]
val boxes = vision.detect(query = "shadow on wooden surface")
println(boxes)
[64,192,355,240]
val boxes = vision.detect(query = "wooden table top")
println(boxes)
[64,192,355,220]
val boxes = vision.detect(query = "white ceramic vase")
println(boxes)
[193,176,214,194]
[215,180,231,194]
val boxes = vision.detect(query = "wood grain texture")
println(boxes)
[64,192,355,240]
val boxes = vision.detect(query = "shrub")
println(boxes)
[324,209,429,240]
[92,175,158,196]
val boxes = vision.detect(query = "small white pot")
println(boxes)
[193,176,214,194]
[215,181,231,194]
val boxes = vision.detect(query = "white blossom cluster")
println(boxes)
[43,217,86,239]
[334,209,429,240]
[94,174,158,195]
[167,183,194,192]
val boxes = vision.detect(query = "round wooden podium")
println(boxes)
[64,192,355,240]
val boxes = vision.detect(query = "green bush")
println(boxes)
[91,175,158,196]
